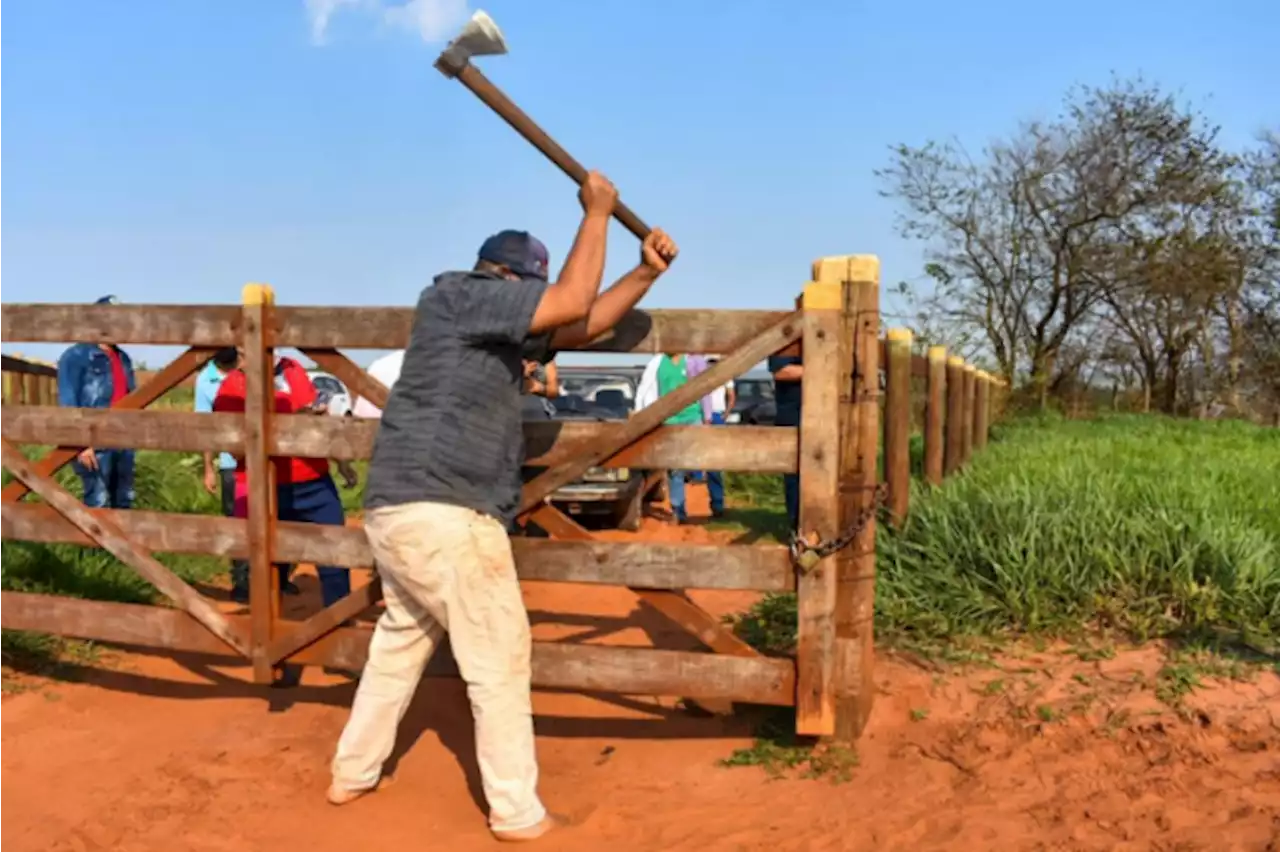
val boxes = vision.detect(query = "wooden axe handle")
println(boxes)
[451,63,651,241]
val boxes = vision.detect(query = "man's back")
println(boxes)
[363,270,549,525]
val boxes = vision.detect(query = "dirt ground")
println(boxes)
[4,484,1279,851]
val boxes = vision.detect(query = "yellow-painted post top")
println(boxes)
[886,327,913,344]
[801,280,842,310]
[810,254,881,284]
[242,283,276,305]
[963,364,977,374]
[947,355,963,367]
[927,345,947,361]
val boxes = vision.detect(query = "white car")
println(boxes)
[307,370,354,417]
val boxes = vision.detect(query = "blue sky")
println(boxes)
[3,0,1276,367]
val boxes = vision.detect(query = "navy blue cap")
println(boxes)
[95,295,120,305]
[477,231,550,281]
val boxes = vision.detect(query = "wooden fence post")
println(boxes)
[944,356,964,477]
[794,279,842,736]
[883,328,912,525]
[924,346,946,486]
[242,283,278,684]
[974,371,990,451]
[960,364,976,467]
[814,254,880,742]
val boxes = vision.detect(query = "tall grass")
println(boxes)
[2,450,228,604]
[738,415,1280,651]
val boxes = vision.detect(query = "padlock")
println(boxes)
[796,549,822,574]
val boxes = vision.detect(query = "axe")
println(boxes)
[435,10,651,241]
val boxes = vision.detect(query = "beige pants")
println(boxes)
[330,501,545,833]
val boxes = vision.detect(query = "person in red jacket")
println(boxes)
[213,356,353,607]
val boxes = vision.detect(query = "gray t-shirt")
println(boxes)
[364,270,552,524]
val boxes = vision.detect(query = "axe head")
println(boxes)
[435,10,507,78]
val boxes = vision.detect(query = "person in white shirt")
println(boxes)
[352,350,406,418]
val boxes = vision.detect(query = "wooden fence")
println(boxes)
[2,354,58,405]
[880,333,1007,527]
[0,256,999,742]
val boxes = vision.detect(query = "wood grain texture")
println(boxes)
[793,293,841,736]
[241,289,277,682]
[944,357,965,477]
[974,373,991,451]
[0,592,797,706]
[519,312,803,512]
[1,347,217,503]
[924,347,947,486]
[883,332,913,525]
[0,408,798,473]
[0,440,249,657]
[1,302,795,355]
[3,504,795,591]
[960,365,976,468]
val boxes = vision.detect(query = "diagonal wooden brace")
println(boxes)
[300,348,389,410]
[518,312,803,515]
[526,502,754,715]
[0,438,251,657]
[2,346,220,503]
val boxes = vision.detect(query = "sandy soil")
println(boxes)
[4,484,1279,851]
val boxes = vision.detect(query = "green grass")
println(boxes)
[719,415,1277,775]
[732,415,1278,654]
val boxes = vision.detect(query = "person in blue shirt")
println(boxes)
[57,295,137,509]
[768,352,803,532]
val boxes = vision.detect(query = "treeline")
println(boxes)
[879,76,1279,422]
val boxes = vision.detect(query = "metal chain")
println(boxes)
[789,483,887,574]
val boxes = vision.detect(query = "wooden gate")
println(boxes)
[1,255,886,741]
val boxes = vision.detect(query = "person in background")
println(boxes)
[57,295,137,509]
[214,356,354,607]
[521,359,558,420]
[194,347,256,594]
[330,172,678,843]
[703,358,735,519]
[656,352,703,524]
[769,349,803,532]
[352,350,406,419]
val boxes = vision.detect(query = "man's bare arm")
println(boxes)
[774,365,804,381]
[529,172,617,335]
[551,229,680,349]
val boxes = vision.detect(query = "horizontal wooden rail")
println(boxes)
[2,504,796,591]
[0,592,796,706]
[1,355,58,377]
[1,407,798,472]
[1,304,793,355]
[3,304,932,373]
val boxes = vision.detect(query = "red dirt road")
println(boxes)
[4,486,1279,851]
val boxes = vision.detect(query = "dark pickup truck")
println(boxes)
[539,367,656,531]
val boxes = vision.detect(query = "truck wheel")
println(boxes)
[615,489,644,532]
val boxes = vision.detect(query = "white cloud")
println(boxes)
[305,0,471,46]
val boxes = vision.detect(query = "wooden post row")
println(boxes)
[882,328,912,526]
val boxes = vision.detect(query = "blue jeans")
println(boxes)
[233,475,351,607]
[705,413,726,513]
[73,449,135,509]
[667,469,687,522]
[783,474,800,533]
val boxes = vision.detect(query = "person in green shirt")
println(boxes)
[657,353,703,522]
